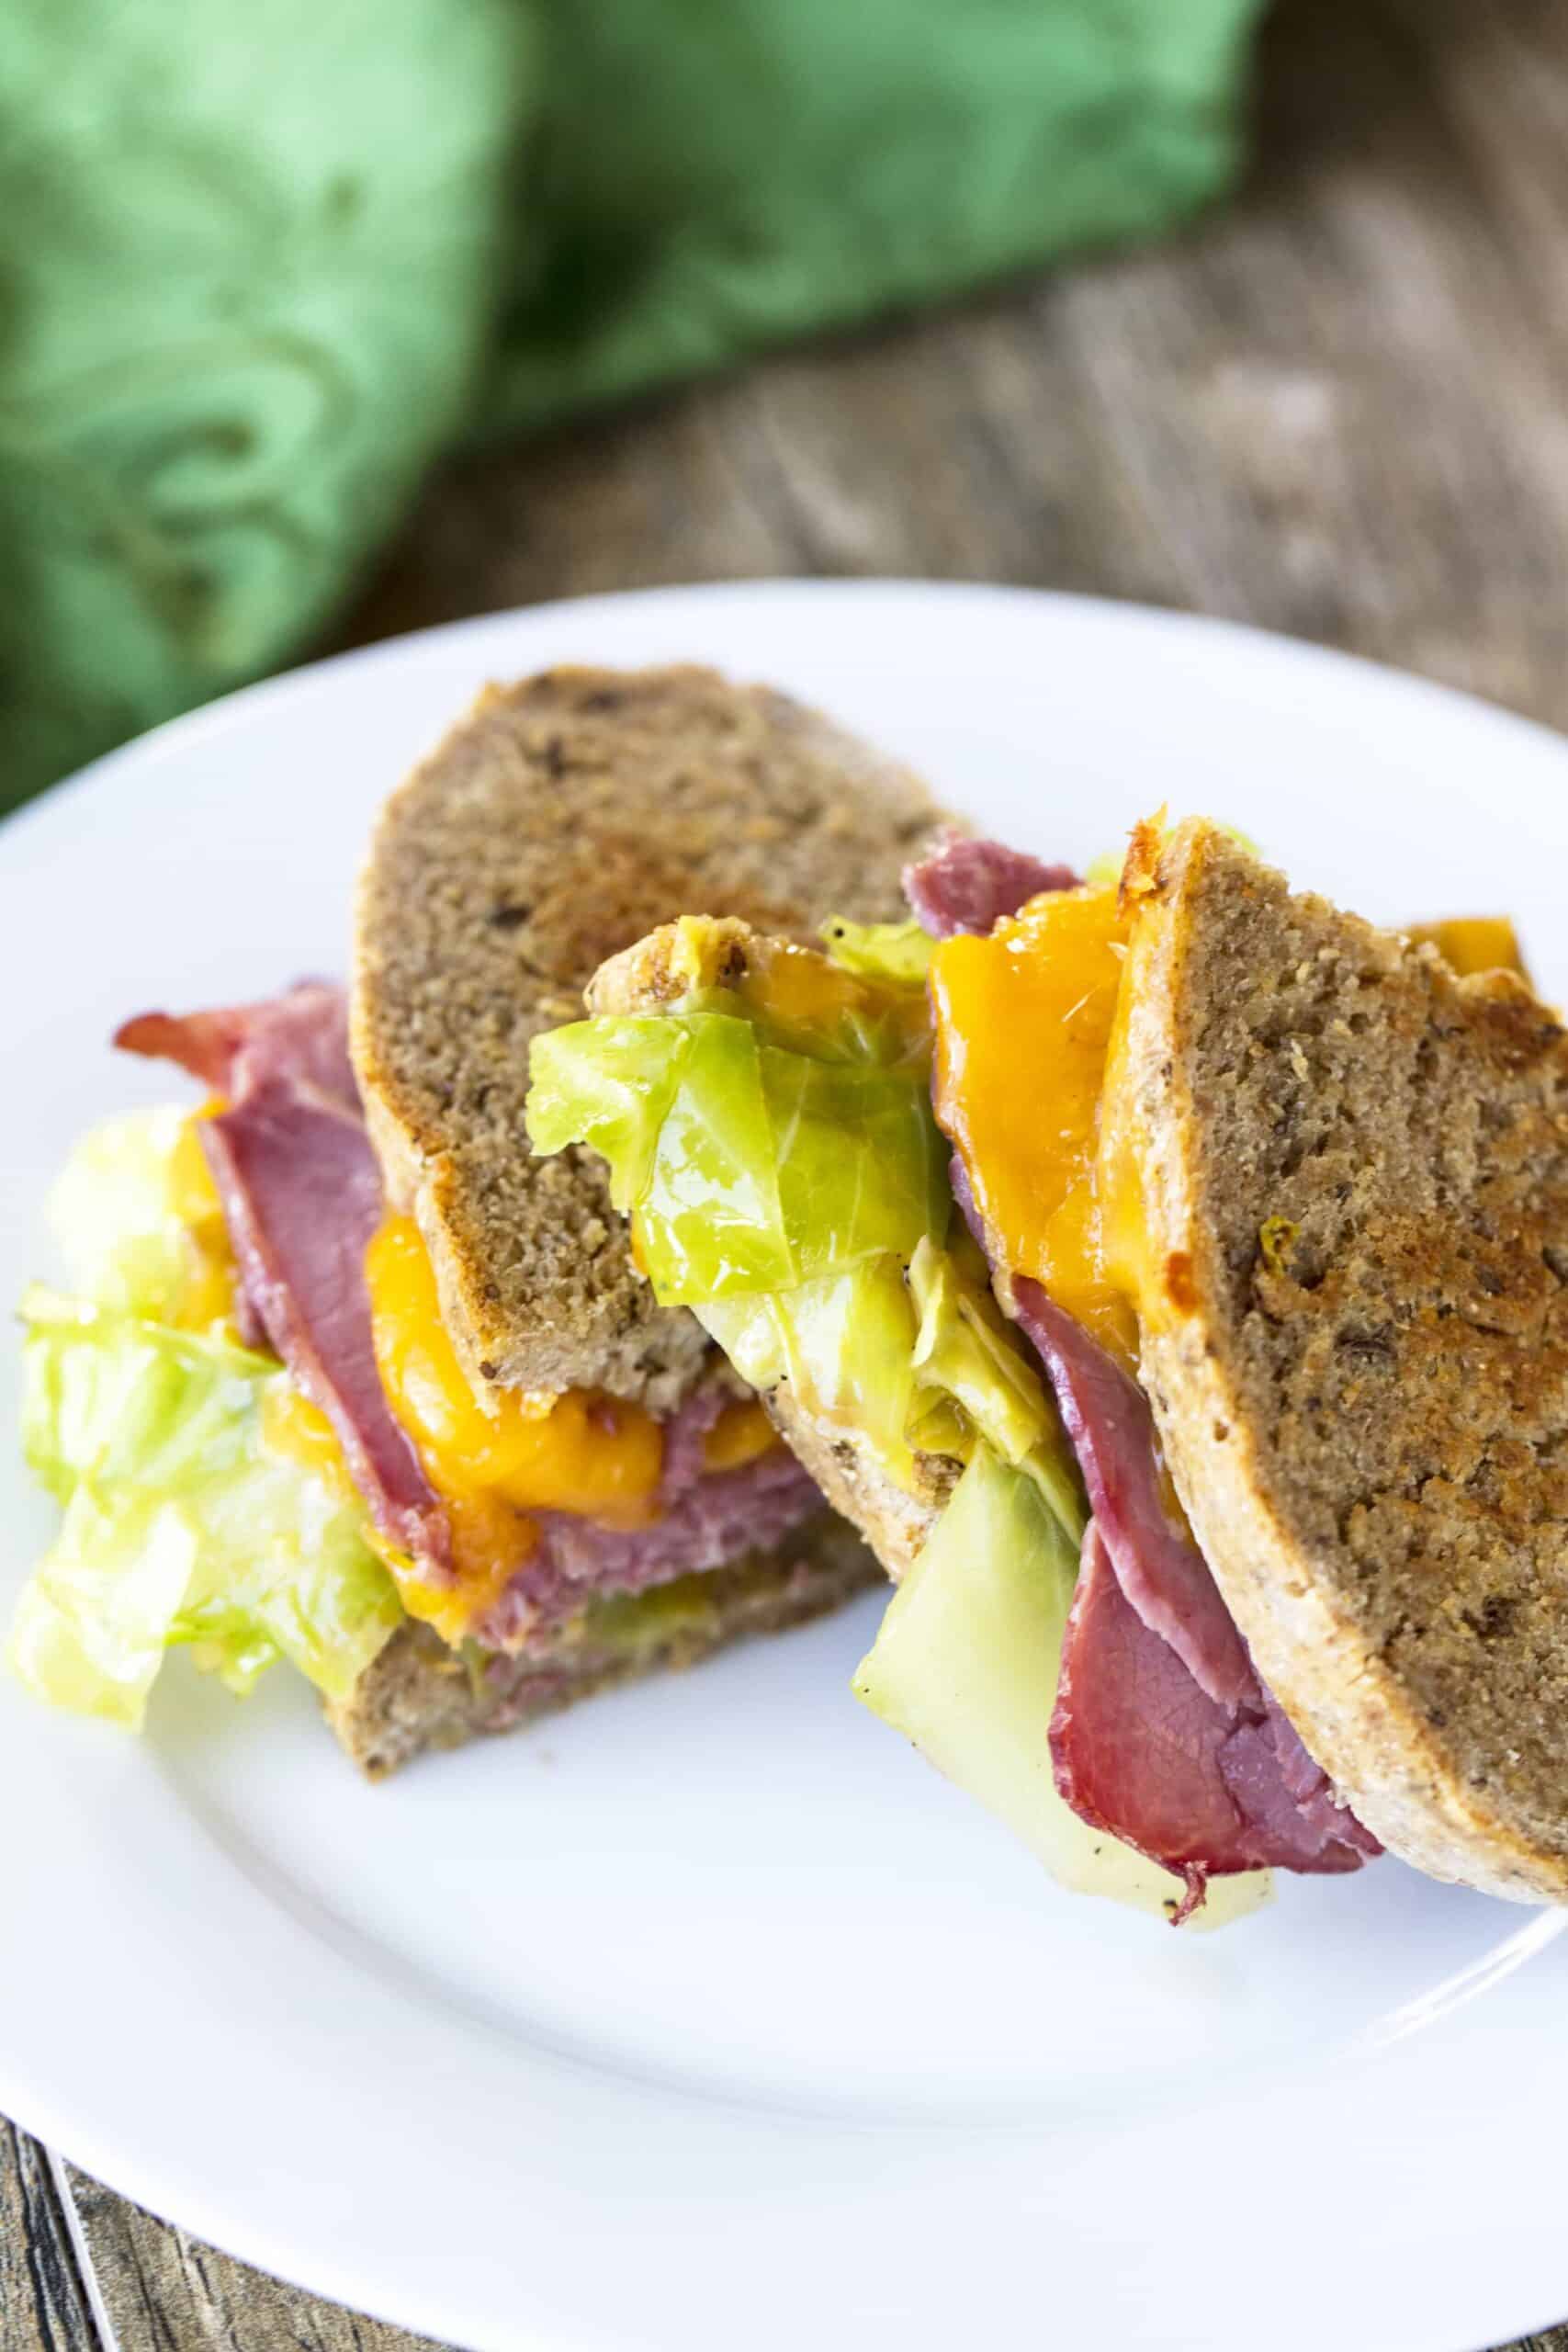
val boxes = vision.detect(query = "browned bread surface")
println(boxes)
[327,1516,877,1777]
[353,665,944,1407]
[1115,820,1568,1901]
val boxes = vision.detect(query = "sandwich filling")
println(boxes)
[919,832,1382,1913]
[9,986,822,1730]
[521,829,1524,1920]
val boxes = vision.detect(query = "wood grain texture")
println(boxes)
[60,2158,446,2350]
[0,2122,96,2350]
[11,0,1568,2346]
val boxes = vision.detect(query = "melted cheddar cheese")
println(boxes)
[702,1396,778,1472]
[1406,915,1525,980]
[166,1100,242,1333]
[664,914,931,1068]
[359,1216,671,1635]
[261,1383,353,1486]
[928,865,1527,1390]
[930,884,1140,1373]
[928,873,1201,1540]
[366,1216,665,1528]
[739,934,872,1034]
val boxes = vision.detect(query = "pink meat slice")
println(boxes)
[475,1385,822,1651]
[1017,1285,1378,1909]
[1012,1280,1255,1711]
[902,828,1079,939]
[116,982,355,1109]
[202,1077,451,1568]
[1051,1523,1378,1923]
[118,989,452,1572]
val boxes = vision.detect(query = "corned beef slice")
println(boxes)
[205,1080,451,1567]
[908,838,1380,1905]
[1016,1284,1379,1905]
[116,987,818,1640]
[476,1382,821,1650]
[1014,1281,1254,1711]
[117,982,356,1109]
[1052,1524,1376,1924]
[902,829,1079,939]
[120,989,452,1571]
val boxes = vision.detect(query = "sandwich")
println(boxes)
[525,815,1560,1923]
[9,665,948,1771]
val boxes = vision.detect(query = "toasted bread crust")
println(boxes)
[328,1515,876,1777]
[352,667,944,1407]
[750,1401,946,1579]
[1115,820,1568,1902]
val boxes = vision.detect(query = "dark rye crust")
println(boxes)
[1117,821,1568,1900]
[351,665,945,1409]
[327,1514,876,1777]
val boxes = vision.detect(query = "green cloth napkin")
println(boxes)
[0,0,1262,808]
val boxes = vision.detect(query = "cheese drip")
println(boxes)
[366,1216,668,1525]
[930,883,1140,1373]
[927,861,1529,1382]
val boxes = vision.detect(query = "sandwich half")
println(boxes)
[10,665,945,1770]
[525,817,1563,1919]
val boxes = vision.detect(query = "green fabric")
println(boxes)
[0,0,1262,808]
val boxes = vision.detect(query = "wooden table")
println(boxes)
[6,0,1568,2343]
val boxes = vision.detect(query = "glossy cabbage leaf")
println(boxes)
[48,1106,228,1327]
[526,1019,691,1214]
[10,1292,400,1727]
[907,1237,1084,1534]
[528,1012,947,1303]
[853,1444,1270,1926]
[819,916,932,988]
[701,1253,925,1485]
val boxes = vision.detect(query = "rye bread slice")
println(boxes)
[328,1512,875,1777]
[352,666,945,1409]
[1112,820,1568,1902]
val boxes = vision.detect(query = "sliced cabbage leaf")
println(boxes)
[759,1045,947,1280]
[853,1445,1271,1927]
[9,1294,400,1727]
[907,1237,1085,1534]
[908,1237,1053,1468]
[819,916,932,988]
[526,1020,691,1214]
[701,1238,1089,1512]
[695,1290,788,1396]
[527,993,1077,1501]
[701,1254,925,1485]
[638,1015,794,1296]
[48,1106,228,1326]
[528,1012,947,1304]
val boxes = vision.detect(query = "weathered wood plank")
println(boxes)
[62,2161,448,2352]
[0,2121,99,2350]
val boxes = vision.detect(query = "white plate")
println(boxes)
[3,582,1567,2352]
